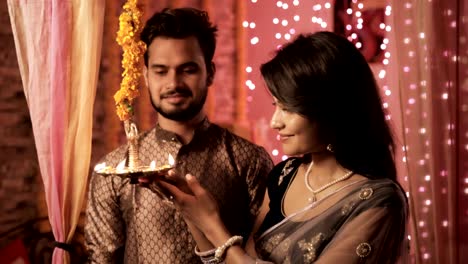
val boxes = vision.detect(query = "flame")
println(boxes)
[116,159,126,172]
[168,154,175,166]
[150,160,156,169]
[94,162,106,172]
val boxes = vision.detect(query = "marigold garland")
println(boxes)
[114,0,146,121]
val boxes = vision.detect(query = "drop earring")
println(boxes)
[326,144,334,153]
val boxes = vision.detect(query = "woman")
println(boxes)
[160,31,408,263]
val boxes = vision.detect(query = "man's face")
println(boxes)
[144,36,213,121]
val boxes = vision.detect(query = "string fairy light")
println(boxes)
[395,0,465,261]
[242,4,465,260]
[245,0,394,165]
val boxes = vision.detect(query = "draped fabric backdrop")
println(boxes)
[392,0,468,263]
[7,1,105,263]
[7,0,467,263]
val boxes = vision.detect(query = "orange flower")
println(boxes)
[114,0,146,121]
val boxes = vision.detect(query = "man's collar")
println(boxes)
[154,117,211,142]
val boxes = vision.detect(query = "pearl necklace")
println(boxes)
[304,161,354,203]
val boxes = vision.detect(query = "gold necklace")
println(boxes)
[304,161,354,203]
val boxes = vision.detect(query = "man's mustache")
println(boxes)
[161,88,192,98]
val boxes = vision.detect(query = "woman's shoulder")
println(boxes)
[355,178,407,208]
[363,178,405,193]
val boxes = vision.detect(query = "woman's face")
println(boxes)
[270,97,323,156]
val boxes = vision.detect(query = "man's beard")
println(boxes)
[150,87,207,121]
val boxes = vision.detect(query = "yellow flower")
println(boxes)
[114,0,146,121]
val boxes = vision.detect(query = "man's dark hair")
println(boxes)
[140,7,218,71]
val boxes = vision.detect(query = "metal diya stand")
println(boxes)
[94,120,174,201]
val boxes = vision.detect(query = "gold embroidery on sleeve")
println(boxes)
[356,242,372,257]
[263,233,286,253]
[278,160,294,185]
[277,238,291,257]
[298,233,325,263]
[359,187,374,200]
[341,200,357,215]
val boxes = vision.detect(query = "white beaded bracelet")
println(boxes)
[214,235,243,262]
[194,245,216,257]
[200,255,222,264]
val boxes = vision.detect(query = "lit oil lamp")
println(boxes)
[93,0,174,201]
[93,117,175,183]
[94,153,175,184]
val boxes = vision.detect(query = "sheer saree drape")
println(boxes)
[256,178,407,263]
[7,1,105,263]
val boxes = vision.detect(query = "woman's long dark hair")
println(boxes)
[261,31,396,182]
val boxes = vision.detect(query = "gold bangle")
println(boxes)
[214,235,243,262]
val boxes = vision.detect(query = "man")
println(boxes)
[85,7,273,263]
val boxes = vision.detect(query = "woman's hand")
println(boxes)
[159,173,223,236]
[160,174,266,264]
[137,169,193,201]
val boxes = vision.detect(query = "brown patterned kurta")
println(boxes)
[85,119,273,263]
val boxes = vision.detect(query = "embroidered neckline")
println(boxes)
[261,179,367,241]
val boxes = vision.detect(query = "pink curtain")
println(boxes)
[391,0,468,263]
[7,1,105,263]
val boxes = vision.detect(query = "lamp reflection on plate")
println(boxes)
[94,154,175,183]
[93,154,176,202]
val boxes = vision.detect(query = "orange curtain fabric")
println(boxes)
[7,1,105,263]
